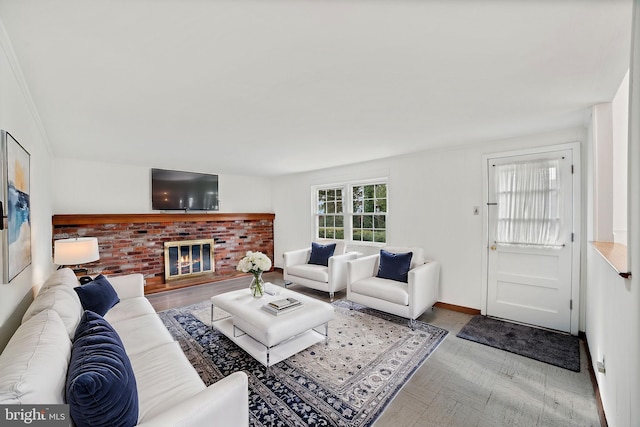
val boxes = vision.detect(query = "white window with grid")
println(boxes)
[313,179,387,244]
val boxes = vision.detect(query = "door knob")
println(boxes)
[490,245,497,251]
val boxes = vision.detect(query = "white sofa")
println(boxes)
[0,268,249,426]
[284,241,358,301]
[347,247,440,327]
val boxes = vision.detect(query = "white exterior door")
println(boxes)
[486,148,576,333]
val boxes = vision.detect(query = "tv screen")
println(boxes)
[151,168,219,211]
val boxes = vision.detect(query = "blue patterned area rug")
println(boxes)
[159,300,448,427]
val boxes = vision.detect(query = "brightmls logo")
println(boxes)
[0,405,69,426]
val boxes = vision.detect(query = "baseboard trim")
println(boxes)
[434,302,481,315]
[580,332,608,427]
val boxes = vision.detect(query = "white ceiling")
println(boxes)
[0,0,633,176]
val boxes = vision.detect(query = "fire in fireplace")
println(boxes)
[164,239,215,280]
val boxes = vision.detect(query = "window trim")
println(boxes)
[312,177,388,246]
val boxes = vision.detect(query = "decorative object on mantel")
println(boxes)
[236,251,272,298]
[54,237,100,275]
[1,131,31,283]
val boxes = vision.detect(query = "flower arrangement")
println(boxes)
[236,251,272,297]
[236,251,272,274]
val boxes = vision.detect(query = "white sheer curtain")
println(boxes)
[495,159,563,247]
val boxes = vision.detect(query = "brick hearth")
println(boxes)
[52,213,274,293]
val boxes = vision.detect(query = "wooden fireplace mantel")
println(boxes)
[52,212,275,226]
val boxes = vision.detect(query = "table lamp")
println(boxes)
[54,237,100,275]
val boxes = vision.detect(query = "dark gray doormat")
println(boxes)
[457,315,580,372]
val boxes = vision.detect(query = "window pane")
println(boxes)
[374,230,386,242]
[318,191,327,214]
[363,229,374,242]
[363,215,373,228]
[352,229,362,241]
[353,215,362,228]
[375,184,387,198]
[192,245,201,273]
[353,186,364,200]
[374,215,385,228]
[375,199,386,213]
[495,159,562,246]
[168,246,178,276]
[364,200,374,213]
[364,185,374,198]
[316,187,344,241]
[202,244,211,270]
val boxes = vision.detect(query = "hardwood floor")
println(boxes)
[147,272,601,427]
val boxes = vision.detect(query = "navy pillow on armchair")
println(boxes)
[377,249,413,283]
[308,242,337,267]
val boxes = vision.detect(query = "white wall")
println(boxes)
[0,19,56,351]
[272,127,586,311]
[586,96,639,426]
[612,70,629,245]
[592,71,630,247]
[585,249,633,426]
[584,54,639,427]
[592,103,615,242]
[628,6,640,419]
[586,4,640,425]
[52,158,273,214]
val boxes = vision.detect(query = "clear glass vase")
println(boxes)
[250,271,265,298]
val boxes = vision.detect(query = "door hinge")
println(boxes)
[571,233,574,242]
[571,164,574,174]
[570,299,573,310]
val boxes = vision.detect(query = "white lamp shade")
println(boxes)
[54,237,100,265]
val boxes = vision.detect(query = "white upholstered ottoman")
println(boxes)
[210,287,334,370]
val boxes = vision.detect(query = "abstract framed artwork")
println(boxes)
[1,131,31,282]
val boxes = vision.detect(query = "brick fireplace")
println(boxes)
[52,213,275,293]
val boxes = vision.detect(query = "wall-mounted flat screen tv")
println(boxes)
[151,168,219,211]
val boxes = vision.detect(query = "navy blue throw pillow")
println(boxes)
[308,242,337,267]
[67,310,139,427]
[74,274,120,316]
[377,249,413,283]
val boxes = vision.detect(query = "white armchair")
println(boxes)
[347,246,440,327]
[283,241,358,301]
